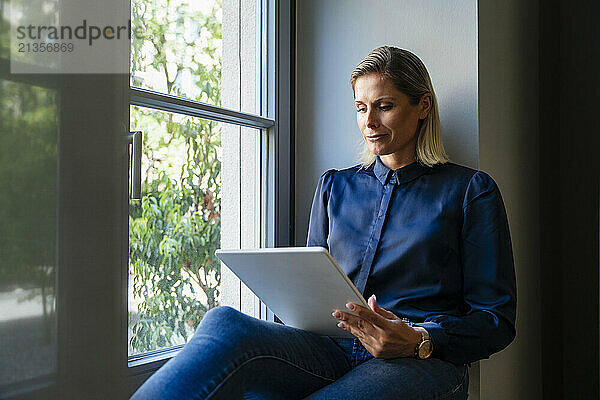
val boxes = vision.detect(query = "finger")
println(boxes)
[368,295,398,320]
[345,302,388,328]
[335,310,379,336]
[337,317,372,343]
[335,311,383,354]
[334,310,372,328]
[368,294,376,311]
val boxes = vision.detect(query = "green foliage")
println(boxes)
[0,80,57,292]
[0,0,62,343]
[128,0,223,354]
[0,0,59,59]
[131,0,222,105]
[0,79,57,343]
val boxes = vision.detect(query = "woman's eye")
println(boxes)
[356,107,366,112]
[379,105,392,111]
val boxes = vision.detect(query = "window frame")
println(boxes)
[126,0,275,366]
[0,0,294,398]
[0,58,58,400]
[125,0,295,393]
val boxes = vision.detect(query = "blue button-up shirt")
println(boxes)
[307,156,516,365]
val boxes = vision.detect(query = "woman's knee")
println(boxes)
[189,306,287,366]
[195,306,268,342]
[201,306,243,325]
[195,306,246,336]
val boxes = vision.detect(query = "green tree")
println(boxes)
[0,0,62,350]
[0,80,58,342]
[128,0,223,353]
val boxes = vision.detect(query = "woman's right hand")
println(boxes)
[332,294,422,359]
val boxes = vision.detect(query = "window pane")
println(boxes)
[0,79,58,388]
[128,105,259,357]
[130,0,259,114]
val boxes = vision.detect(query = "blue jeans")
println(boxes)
[131,306,469,399]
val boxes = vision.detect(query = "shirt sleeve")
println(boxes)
[306,170,336,249]
[413,171,517,365]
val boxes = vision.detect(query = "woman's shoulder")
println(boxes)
[432,162,503,207]
[313,164,367,196]
[431,162,497,185]
[316,163,363,182]
[431,161,476,176]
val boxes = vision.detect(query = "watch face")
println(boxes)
[418,340,432,359]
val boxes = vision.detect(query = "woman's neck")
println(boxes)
[379,153,416,170]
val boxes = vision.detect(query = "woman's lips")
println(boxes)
[366,134,387,142]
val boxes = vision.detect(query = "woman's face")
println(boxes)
[354,74,430,168]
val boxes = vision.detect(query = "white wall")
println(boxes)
[295,0,479,248]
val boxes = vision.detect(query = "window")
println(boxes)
[0,76,59,395]
[127,0,276,363]
[0,1,59,395]
[0,0,292,397]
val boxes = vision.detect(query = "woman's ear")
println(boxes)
[419,93,432,119]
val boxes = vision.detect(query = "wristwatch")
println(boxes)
[413,326,433,359]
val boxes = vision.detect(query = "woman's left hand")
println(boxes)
[332,294,422,359]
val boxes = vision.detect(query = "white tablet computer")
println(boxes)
[215,246,368,338]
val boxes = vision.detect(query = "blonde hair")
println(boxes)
[350,46,449,168]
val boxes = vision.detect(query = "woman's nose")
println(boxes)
[366,109,380,128]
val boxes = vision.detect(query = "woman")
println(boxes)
[132,46,516,400]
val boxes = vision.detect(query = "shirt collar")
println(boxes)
[372,156,429,185]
